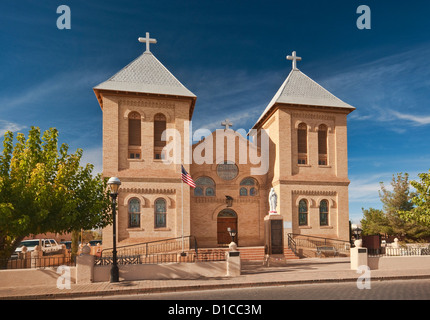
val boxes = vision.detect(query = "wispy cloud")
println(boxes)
[0,69,109,111]
[390,110,430,126]
[0,120,26,136]
[320,44,430,130]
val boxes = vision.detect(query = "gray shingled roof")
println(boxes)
[253,68,354,128]
[94,52,196,98]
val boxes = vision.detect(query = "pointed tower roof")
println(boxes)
[94,52,196,98]
[253,51,354,129]
[94,33,196,113]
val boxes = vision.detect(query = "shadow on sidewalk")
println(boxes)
[241,258,350,275]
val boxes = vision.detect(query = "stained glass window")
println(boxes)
[194,176,215,197]
[240,187,247,196]
[239,177,258,196]
[299,199,308,226]
[240,178,255,186]
[155,198,166,228]
[320,200,329,226]
[128,198,140,228]
[194,187,203,196]
[205,187,215,196]
[217,161,238,180]
[218,209,237,218]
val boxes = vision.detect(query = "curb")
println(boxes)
[3,274,430,300]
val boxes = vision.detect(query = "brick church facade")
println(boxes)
[94,34,355,249]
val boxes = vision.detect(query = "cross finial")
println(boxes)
[221,119,233,130]
[138,32,157,53]
[286,51,302,70]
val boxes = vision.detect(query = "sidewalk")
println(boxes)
[1,257,430,300]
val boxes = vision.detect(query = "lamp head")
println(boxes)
[107,177,121,194]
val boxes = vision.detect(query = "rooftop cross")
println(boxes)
[221,119,233,130]
[138,32,157,53]
[286,51,302,70]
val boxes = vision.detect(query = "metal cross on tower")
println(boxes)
[286,51,302,70]
[221,119,233,130]
[138,32,157,53]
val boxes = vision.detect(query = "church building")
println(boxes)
[94,33,355,250]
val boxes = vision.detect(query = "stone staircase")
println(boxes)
[238,246,299,261]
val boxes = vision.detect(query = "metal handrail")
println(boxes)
[101,235,198,258]
[287,233,297,255]
[287,233,350,253]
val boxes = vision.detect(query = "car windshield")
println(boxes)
[18,240,39,247]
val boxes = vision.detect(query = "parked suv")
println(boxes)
[14,239,63,256]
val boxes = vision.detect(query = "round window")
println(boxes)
[217,161,238,180]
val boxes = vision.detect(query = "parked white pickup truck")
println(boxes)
[14,239,63,255]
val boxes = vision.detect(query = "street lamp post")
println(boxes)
[107,177,121,283]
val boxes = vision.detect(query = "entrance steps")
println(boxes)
[238,246,299,261]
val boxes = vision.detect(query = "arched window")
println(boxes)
[154,198,166,228]
[297,123,307,165]
[128,112,141,159]
[298,199,308,226]
[194,177,215,196]
[320,200,329,226]
[194,187,203,196]
[240,187,247,196]
[318,124,328,165]
[239,177,258,196]
[128,198,140,228]
[154,113,166,159]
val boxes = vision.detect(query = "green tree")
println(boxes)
[361,208,391,236]
[361,172,430,241]
[378,173,415,237]
[400,170,430,227]
[0,127,112,264]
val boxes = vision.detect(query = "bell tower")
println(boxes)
[252,51,355,242]
[94,33,196,247]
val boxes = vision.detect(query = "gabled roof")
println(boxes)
[253,68,355,129]
[94,51,196,99]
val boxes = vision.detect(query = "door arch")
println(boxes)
[217,209,238,246]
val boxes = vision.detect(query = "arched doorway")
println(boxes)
[217,209,238,246]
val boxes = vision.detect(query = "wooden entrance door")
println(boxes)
[217,209,238,246]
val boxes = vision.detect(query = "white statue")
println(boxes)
[269,188,278,213]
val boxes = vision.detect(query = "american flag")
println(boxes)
[181,165,196,188]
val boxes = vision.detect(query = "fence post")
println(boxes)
[226,242,241,277]
[76,245,95,284]
[31,245,43,268]
[350,239,368,270]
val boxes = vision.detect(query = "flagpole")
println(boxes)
[181,169,184,254]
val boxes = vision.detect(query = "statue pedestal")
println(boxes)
[263,214,286,266]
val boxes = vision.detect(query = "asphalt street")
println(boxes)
[72,278,430,300]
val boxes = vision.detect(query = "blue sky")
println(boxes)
[1,0,429,223]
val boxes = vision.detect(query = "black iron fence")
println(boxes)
[101,235,197,258]
[1,255,75,270]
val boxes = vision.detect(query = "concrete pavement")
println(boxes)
[1,257,430,299]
